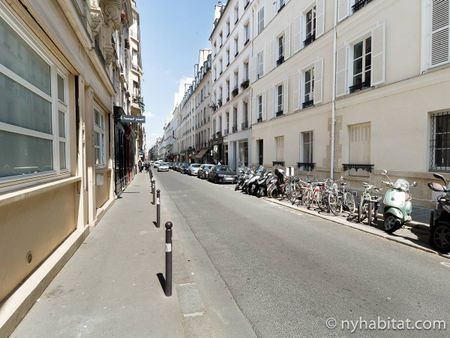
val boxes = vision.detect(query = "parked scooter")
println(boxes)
[243,166,264,194]
[381,170,416,233]
[428,173,450,253]
[255,170,274,198]
[235,167,250,191]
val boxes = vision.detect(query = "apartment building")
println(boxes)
[249,0,450,205]
[0,0,139,334]
[210,0,253,168]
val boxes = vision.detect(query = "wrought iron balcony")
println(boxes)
[349,80,371,93]
[276,110,284,117]
[304,33,316,47]
[232,88,239,97]
[235,51,239,57]
[232,125,238,133]
[218,99,223,107]
[244,39,250,46]
[278,2,286,12]
[240,80,250,89]
[302,100,314,109]
[241,121,248,130]
[276,55,285,66]
[343,163,374,173]
[223,129,229,136]
[273,161,285,167]
[257,116,263,123]
[352,0,373,13]
[297,162,315,171]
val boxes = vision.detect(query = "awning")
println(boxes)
[194,148,209,159]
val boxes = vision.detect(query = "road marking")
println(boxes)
[440,262,450,268]
[183,312,205,318]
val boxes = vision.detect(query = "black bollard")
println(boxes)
[156,190,161,228]
[152,178,156,204]
[165,221,173,297]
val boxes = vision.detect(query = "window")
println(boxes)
[234,36,239,56]
[257,95,263,120]
[351,37,371,92]
[257,51,264,79]
[348,123,371,164]
[276,84,284,114]
[227,20,231,36]
[302,131,313,163]
[0,15,68,180]
[130,13,138,39]
[305,6,316,46]
[277,35,285,65]
[275,136,284,161]
[94,109,106,167]
[226,49,230,65]
[304,68,315,108]
[431,112,450,170]
[258,7,265,34]
[278,0,286,12]
[234,71,239,89]
[244,62,249,81]
[234,5,239,23]
[219,32,223,47]
[430,0,450,67]
[244,23,250,44]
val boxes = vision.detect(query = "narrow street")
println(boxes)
[156,170,450,337]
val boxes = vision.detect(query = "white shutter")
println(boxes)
[349,123,371,164]
[273,87,277,115]
[314,58,323,104]
[253,95,258,122]
[285,26,291,58]
[300,71,305,108]
[292,72,300,111]
[251,55,257,82]
[431,0,450,66]
[292,16,302,53]
[283,78,289,113]
[316,0,325,38]
[371,23,386,86]
[337,0,350,22]
[272,39,277,69]
[265,89,270,120]
[336,45,348,97]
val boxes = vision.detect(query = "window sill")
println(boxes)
[0,176,81,208]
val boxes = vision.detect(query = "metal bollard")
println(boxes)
[156,189,161,228]
[165,221,173,297]
[152,178,156,204]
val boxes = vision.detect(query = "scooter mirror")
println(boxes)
[412,181,417,187]
[428,182,444,192]
[382,169,388,175]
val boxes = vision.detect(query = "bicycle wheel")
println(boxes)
[318,191,328,212]
[304,189,313,209]
[328,193,342,216]
[343,192,356,214]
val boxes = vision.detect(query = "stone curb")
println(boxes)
[263,197,450,260]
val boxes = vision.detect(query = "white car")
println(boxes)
[157,162,170,172]
[188,163,202,176]
[153,160,162,168]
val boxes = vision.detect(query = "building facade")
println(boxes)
[0,0,142,334]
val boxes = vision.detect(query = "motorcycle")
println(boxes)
[267,168,286,199]
[428,173,450,253]
[255,170,274,198]
[243,166,264,194]
[381,170,416,233]
[235,167,250,191]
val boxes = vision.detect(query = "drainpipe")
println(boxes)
[330,0,338,180]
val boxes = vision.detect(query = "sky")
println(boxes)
[137,0,221,150]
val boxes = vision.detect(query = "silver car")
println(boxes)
[188,163,202,176]
[157,162,170,172]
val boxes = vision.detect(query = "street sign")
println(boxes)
[120,115,146,123]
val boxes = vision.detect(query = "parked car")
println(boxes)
[208,165,237,184]
[188,163,202,176]
[180,162,190,174]
[198,164,215,179]
[157,162,170,172]
[153,160,162,168]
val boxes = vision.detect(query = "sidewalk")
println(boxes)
[11,173,184,338]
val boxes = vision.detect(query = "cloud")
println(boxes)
[144,111,154,119]
[173,76,193,108]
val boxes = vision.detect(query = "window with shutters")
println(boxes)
[429,0,450,68]
[94,109,106,167]
[350,37,372,93]
[257,95,263,121]
[348,123,371,164]
[430,112,450,170]
[258,7,265,34]
[244,22,250,44]
[275,136,285,162]
[276,84,284,116]
[303,67,315,108]
[234,5,239,23]
[304,6,317,46]
[257,51,264,79]
[0,15,69,181]
[234,36,239,56]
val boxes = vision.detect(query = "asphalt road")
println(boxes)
[156,170,450,338]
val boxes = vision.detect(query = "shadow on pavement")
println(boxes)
[156,273,166,294]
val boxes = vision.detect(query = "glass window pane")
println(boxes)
[0,17,51,94]
[57,74,65,102]
[365,37,372,53]
[59,141,66,169]
[0,130,52,178]
[353,58,363,74]
[0,72,52,134]
[354,42,363,58]
[58,111,65,138]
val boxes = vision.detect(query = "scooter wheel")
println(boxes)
[430,223,450,253]
[384,215,402,234]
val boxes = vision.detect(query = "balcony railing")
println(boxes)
[352,0,373,12]
[273,161,285,167]
[240,80,250,89]
[232,88,239,97]
[304,33,316,47]
[226,96,230,102]
[302,100,314,109]
[297,162,315,171]
[244,39,250,46]
[257,115,263,123]
[349,80,371,93]
[278,2,286,12]
[218,100,223,107]
[343,163,374,173]
[235,51,239,57]
[232,125,238,133]
[241,121,248,130]
[276,110,284,117]
[276,55,285,66]
[223,129,229,136]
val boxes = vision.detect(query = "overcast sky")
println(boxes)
[137,0,220,149]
